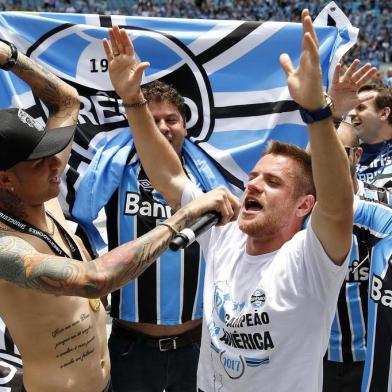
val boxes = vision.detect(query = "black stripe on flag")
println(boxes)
[213,100,299,119]
[196,21,261,65]
[100,15,113,28]
[26,23,74,57]
[327,14,337,27]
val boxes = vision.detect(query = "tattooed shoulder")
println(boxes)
[0,233,38,285]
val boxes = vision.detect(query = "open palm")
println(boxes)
[102,26,149,102]
[280,9,324,111]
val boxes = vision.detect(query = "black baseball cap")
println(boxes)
[0,108,76,170]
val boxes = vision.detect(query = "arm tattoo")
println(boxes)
[11,53,79,120]
[14,56,60,113]
[0,206,194,298]
[93,205,195,292]
[0,234,87,294]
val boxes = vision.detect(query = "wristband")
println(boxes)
[299,92,334,124]
[299,104,332,124]
[122,98,148,108]
[0,39,18,71]
[157,221,179,235]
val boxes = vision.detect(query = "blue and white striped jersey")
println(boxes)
[327,194,392,362]
[108,149,234,324]
[357,140,392,189]
[362,235,392,391]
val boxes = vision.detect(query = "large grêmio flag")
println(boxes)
[0,6,357,385]
[0,2,357,216]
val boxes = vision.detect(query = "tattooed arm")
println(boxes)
[0,187,240,297]
[0,40,80,129]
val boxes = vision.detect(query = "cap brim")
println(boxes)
[26,124,76,161]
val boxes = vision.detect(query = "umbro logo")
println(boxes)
[138,179,154,191]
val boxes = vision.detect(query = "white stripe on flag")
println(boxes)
[213,111,303,133]
[204,21,285,76]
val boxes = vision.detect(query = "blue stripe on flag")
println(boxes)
[38,34,91,78]
[133,36,182,76]
[208,124,307,174]
[83,28,110,40]
[209,24,300,91]
[0,72,31,107]
[0,12,64,43]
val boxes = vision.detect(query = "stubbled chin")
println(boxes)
[239,220,259,236]
[239,214,256,231]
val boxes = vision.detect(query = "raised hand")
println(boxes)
[329,59,377,117]
[279,9,325,111]
[102,26,150,102]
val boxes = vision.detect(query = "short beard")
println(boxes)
[0,189,27,220]
[238,213,282,238]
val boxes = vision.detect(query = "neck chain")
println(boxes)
[0,209,101,312]
[0,209,82,259]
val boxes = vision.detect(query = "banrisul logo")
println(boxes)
[250,288,266,308]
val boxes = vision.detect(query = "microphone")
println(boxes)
[169,212,220,251]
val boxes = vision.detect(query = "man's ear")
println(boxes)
[355,146,363,164]
[380,106,391,121]
[296,194,316,218]
[0,171,15,192]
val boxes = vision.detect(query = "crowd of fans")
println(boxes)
[0,0,391,68]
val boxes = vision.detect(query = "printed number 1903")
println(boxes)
[90,59,108,73]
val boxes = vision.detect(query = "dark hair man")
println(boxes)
[103,9,353,391]
[348,84,392,188]
[0,38,239,391]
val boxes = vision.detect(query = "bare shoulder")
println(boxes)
[0,231,94,295]
[0,232,38,284]
[44,197,66,222]
[44,198,93,261]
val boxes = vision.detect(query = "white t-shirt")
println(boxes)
[181,182,350,392]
